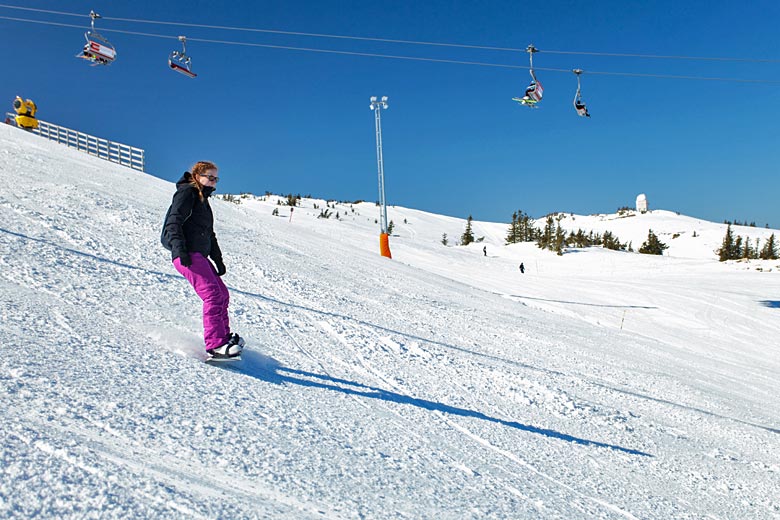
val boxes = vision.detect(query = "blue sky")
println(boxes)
[2,0,779,226]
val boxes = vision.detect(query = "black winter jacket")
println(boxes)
[162,172,223,262]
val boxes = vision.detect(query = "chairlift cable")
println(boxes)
[1,3,779,64]
[2,14,780,84]
[540,49,780,64]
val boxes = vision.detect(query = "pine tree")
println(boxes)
[387,220,395,234]
[638,229,668,255]
[602,231,622,251]
[554,218,566,255]
[760,234,778,260]
[742,237,754,260]
[718,224,736,261]
[505,212,519,244]
[461,215,475,246]
[734,236,743,260]
[518,211,537,242]
[441,233,449,246]
[508,210,537,243]
[574,229,586,248]
[536,215,554,250]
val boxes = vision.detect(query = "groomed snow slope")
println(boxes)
[1,124,779,519]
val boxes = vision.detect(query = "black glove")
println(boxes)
[214,257,226,277]
[178,252,192,267]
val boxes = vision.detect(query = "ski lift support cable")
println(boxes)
[1,3,780,64]
[1,14,780,84]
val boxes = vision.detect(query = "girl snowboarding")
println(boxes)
[162,161,244,358]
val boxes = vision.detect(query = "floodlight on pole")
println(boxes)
[370,95,391,258]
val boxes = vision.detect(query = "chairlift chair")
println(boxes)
[513,44,543,108]
[572,69,590,117]
[76,11,116,66]
[169,36,197,78]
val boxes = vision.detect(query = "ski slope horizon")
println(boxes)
[223,194,780,263]
[1,124,779,518]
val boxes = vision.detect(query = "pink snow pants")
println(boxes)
[173,253,231,350]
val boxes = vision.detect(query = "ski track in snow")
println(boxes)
[315,319,642,519]
[1,125,780,518]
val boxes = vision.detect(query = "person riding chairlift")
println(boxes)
[526,82,539,99]
[523,71,543,103]
[572,69,590,118]
[574,100,590,118]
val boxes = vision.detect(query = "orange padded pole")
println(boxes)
[379,233,392,258]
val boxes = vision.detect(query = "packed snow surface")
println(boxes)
[1,124,779,519]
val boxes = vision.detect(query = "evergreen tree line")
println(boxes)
[723,219,763,228]
[718,225,778,261]
[535,215,569,256]
[505,212,630,256]
[505,211,539,244]
[500,210,671,256]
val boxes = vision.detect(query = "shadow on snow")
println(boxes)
[507,294,657,310]
[229,350,653,458]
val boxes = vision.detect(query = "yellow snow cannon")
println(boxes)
[13,96,39,130]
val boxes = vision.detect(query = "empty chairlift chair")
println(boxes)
[77,11,117,66]
[169,36,197,78]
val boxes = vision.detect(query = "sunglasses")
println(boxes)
[198,173,219,182]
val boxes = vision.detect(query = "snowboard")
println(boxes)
[205,353,242,363]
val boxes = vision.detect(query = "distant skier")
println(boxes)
[483,246,487,257]
[161,161,244,359]
[519,262,525,274]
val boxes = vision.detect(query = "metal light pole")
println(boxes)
[370,95,391,258]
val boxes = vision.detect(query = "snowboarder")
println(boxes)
[162,161,244,359]
[519,262,525,274]
[483,246,487,257]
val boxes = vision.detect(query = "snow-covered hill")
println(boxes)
[233,194,778,261]
[1,123,779,519]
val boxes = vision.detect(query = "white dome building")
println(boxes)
[636,193,648,213]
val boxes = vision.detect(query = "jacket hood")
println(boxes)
[176,171,193,188]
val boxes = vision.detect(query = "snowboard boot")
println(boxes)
[206,338,243,359]
[228,332,245,348]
